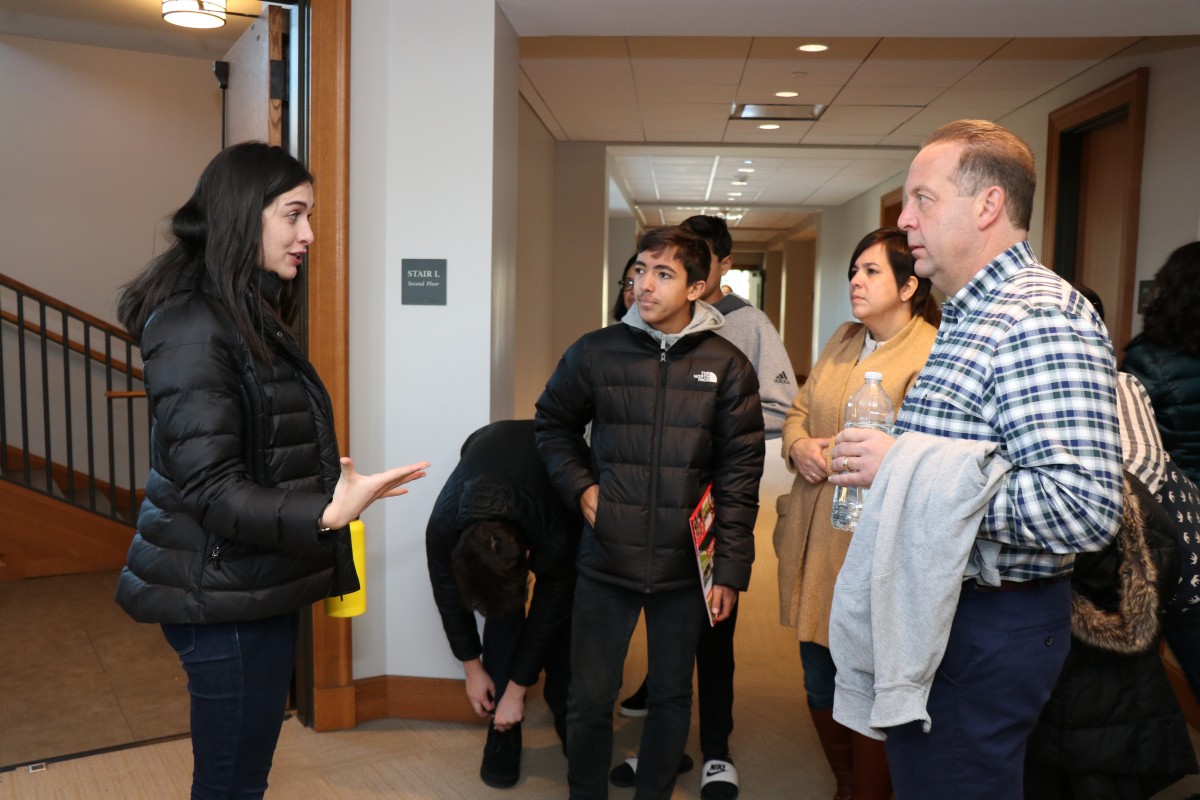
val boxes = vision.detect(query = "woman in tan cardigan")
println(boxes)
[774,228,937,800]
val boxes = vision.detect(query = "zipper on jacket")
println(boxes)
[207,545,222,571]
[645,337,670,591]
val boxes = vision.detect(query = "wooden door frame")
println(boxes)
[1042,68,1148,355]
[305,0,355,732]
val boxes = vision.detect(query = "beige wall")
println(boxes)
[550,142,609,353]
[514,99,559,418]
[0,34,221,324]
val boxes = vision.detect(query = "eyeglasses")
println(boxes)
[616,279,635,289]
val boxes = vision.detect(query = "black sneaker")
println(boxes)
[480,722,522,789]
[617,679,649,718]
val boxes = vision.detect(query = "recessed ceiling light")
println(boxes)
[743,160,753,165]
[737,168,755,173]
[728,192,743,197]
[731,179,748,186]
[758,123,781,130]
[775,91,799,98]
[797,44,828,53]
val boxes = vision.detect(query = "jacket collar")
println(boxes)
[621,299,724,351]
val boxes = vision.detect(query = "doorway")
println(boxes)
[1043,69,1148,360]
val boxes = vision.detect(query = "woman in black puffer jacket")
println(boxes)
[1024,475,1198,798]
[1122,241,1200,485]
[115,143,427,800]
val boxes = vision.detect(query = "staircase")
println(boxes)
[0,274,145,582]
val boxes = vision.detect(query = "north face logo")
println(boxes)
[773,371,791,385]
[694,371,718,384]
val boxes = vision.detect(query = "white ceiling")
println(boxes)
[4,0,1200,246]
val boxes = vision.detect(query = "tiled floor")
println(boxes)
[0,569,189,770]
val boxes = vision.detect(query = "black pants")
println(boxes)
[482,609,571,742]
[695,598,738,761]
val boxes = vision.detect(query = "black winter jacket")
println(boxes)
[1123,335,1200,485]
[115,273,356,624]
[425,420,581,686]
[534,312,764,594]
[1025,475,1198,799]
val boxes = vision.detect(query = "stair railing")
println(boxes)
[0,273,147,525]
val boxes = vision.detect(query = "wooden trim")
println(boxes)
[355,675,481,725]
[306,0,355,733]
[0,273,136,342]
[1042,68,1148,359]
[880,185,903,228]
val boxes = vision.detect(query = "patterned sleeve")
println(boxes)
[982,308,1123,555]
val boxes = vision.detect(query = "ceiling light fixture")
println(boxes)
[162,0,227,28]
[737,168,755,173]
[733,103,826,123]
[775,91,799,98]
[796,43,828,53]
[758,123,781,130]
[728,192,743,197]
[743,160,753,165]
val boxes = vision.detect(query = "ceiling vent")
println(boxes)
[730,103,827,122]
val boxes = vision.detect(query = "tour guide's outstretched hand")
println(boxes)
[319,457,430,531]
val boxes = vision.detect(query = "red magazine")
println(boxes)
[689,483,716,627]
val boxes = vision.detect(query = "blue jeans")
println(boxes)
[568,574,707,800]
[799,641,837,710]
[161,613,299,800]
[884,579,1071,800]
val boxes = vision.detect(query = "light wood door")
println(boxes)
[222,6,287,147]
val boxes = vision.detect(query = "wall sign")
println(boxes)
[402,259,447,305]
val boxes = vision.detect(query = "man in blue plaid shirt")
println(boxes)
[829,120,1122,798]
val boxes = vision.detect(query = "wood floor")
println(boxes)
[3,457,1200,798]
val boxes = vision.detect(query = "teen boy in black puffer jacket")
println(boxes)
[535,225,764,800]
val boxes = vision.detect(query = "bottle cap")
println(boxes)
[864,371,883,381]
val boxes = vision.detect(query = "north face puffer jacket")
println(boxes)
[535,322,764,594]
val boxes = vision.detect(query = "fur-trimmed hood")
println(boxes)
[1070,476,1174,655]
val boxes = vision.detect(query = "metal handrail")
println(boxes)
[0,273,147,525]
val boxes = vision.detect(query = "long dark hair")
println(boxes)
[848,227,940,327]
[117,142,314,362]
[1141,241,1200,358]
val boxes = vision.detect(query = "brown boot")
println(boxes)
[809,707,854,800]
[851,733,892,800]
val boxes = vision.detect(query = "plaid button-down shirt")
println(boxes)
[894,242,1123,581]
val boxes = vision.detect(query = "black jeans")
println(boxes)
[695,598,738,761]
[161,612,298,800]
[482,609,572,743]
[567,574,707,800]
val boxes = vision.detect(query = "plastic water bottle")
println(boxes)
[830,371,894,531]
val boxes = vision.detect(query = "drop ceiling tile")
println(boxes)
[834,85,944,105]
[869,38,1010,60]
[799,132,890,146]
[534,82,640,104]
[638,103,731,123]
[878,132,929,147]
[636,83,739,103]
[747,37,880,60]
[929,85,1044,108]
[889,106,1013,137]
[521,57,634,86]
[733,84,841,105]
[847,59,981,88]
[631,57,746,85]
[627,37,754,59]
[989,37,1139,61]
[520,37,629,59]
[551,101,641,123]
[954,59,1097,89]
[806,104,921,135]
[739,59,865,86]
